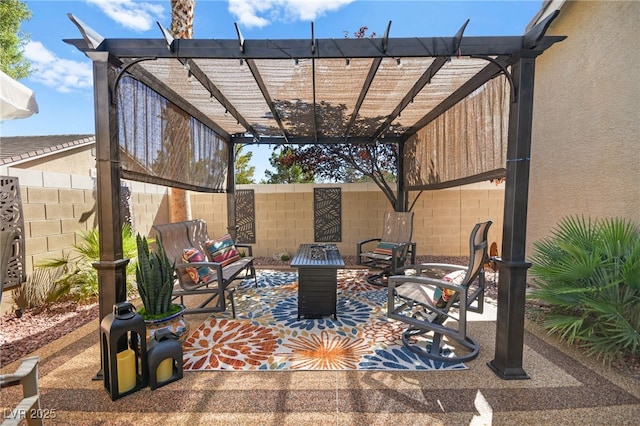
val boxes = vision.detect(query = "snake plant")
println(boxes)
[135,234,175,317]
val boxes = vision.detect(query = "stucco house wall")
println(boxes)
[12,145,97,177]
[527,0,640,255]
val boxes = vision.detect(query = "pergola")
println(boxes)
[66,12,564,379]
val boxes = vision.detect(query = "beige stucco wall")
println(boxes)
[527,1,640,255]
[9,145,97,177]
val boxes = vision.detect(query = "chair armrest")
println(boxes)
[0,356,40,390]
[389,275,468,295]
[356,238,382,257]
[357,238,381,247]
[414,263,468,276]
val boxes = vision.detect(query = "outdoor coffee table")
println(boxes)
[291,243,345,319]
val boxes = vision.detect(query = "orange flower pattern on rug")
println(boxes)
[183,319,279,370]
[182,269,467,371]
[282,330,370,370]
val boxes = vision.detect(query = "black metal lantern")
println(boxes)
[100,301,148,400]
[147,328,183,390]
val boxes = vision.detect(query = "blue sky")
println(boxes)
[1,0,543,181]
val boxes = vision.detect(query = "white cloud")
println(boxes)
[86,0,165,32]
[284,0,354,21]
[229,0,355,28]
[24,42,93,93]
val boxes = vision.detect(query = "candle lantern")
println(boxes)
[100,301,148,400]
[147,328,183,390]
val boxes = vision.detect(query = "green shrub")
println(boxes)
[528,216,640,365]
[38,225,138,302]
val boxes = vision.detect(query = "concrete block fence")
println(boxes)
[1,167,504,313]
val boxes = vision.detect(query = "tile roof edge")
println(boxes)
[0,135,96,166]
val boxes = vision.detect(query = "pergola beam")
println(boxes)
[64,36,567,60]
[343,58,382,141]
[232,135,398,145]
[372,56,448,141]
[245,59,290,143]
[186,58,259,139]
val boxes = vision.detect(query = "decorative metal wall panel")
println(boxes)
[236,189,255,244]
[1,176,26,290]
[314,188,341,242]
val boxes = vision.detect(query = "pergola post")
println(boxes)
[226,141,237,239]
[397,140,406,212]
[88,53,129,378]
[488,51,538,380]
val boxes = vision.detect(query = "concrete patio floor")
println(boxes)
[2,268,639,425]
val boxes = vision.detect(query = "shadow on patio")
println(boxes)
[2,266,639,425]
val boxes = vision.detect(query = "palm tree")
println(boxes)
[168,0,195,222]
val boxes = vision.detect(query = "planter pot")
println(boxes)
[144,304,189,343]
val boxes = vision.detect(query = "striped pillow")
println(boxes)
[182,247,214,284]
[373,242,398,257]
[204,234,240,267]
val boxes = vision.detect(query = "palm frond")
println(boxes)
[528,215,640,366]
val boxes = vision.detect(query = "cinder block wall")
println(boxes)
[3,168,168,273]
[192,181,504,258]
[5,168,503,277]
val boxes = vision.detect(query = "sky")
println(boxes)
[1,0,543,182]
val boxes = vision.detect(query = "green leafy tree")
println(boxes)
[235,144,255,184]
[528,216,640,366]
[262,146,314,184]
[0,0,33,79]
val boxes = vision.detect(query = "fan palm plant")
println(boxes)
[38,225,138,301]
[528,216,640,365]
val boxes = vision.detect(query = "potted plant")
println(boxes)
[135,234,188,342]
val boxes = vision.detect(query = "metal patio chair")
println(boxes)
[356,211,416,285]
[0,356,42,426]
[387,220,492,362]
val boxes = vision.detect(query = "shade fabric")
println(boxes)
[403,75,509,190]
[117,76,228,193]
[0,70,39,121]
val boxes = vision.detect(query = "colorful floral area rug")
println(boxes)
[182,269,467,371]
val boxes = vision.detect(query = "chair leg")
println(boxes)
[402,328,480,363]
[228,289,236,318]
[251,265,257,287]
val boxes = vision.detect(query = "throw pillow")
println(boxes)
[182,247,215,284]
[203,234,240,267]
[433,269,466,308]
[372,241,398,257]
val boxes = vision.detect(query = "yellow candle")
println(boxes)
[116,349,136,393]
[156,358,173,383]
